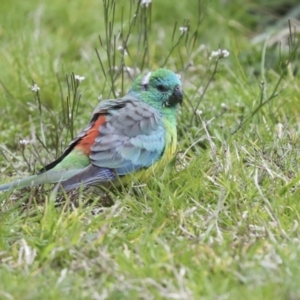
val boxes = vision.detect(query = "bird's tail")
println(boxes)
[0,169,84,192]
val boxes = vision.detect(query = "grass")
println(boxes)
[1,0,300,299]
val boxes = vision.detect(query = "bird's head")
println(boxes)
[129,68,183,110]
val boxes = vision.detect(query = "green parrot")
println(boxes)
[0,68,183,192]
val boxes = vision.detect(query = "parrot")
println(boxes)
[0,68,183,192]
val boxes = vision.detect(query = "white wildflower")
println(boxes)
[209,49,230,60]
[97,95,103,100]
[74,75,85,82]
[196,109,203,116]
[221,102,228,110]
[179,26,188,34]
[141,0,151,7]
[125,66,141,77]
[221,49,230,57]
[30,83,40,92]
[123,66,135,76]
[19,139,29,146]
[117,46,128,55]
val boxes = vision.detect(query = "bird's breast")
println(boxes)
[160,119,177,165]
[141,117,177,179]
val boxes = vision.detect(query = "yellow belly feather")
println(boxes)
[133,118,177,182]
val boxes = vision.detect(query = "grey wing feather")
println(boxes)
[89,97,165,175]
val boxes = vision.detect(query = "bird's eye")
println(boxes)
[157,84,168,92]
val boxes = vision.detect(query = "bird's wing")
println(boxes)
[57,96,165,190]
[89,97,165,175]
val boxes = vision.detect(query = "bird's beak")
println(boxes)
[166,85,183,107]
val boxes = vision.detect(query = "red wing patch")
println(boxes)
[75,115,106,155]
